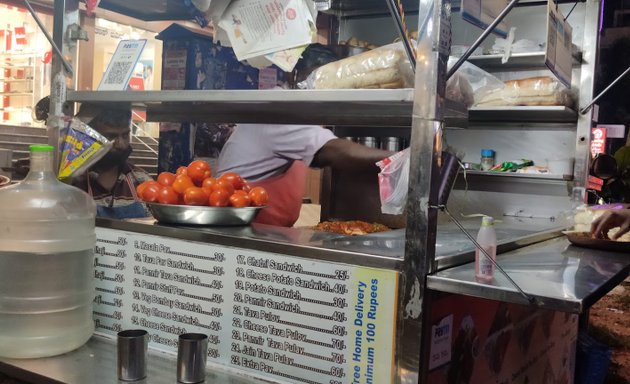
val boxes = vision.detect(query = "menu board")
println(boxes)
[93,228,398,384]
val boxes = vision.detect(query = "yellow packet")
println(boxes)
[58,117,112,180]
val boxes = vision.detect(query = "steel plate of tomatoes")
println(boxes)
[137,160,268,225]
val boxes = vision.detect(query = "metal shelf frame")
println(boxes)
[42,1,606,384]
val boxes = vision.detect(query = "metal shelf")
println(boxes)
[427,237,630,313]
[96,0,586,22]
[469,106,578,123]
[67,89,468,127]
[463,170,572,182]
[467,51,582,70]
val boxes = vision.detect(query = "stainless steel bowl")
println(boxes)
[147,203,264,226]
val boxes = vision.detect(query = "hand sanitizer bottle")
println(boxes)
[475,216,497,283]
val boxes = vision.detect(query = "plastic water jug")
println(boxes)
[0,145,96,358]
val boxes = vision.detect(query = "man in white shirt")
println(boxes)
[217,124,391,227]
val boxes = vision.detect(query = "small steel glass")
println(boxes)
[117,329,149,382]
[177,333,208,383]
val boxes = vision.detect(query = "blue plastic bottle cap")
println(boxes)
[481,149,495,157]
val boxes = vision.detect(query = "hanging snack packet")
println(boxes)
[58,117,112,180]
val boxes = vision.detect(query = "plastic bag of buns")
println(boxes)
[301,42,415,89]
[475,76,575,108]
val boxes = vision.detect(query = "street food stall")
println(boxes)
[1,0,629,383]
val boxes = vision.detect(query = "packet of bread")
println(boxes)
[301,42,415,89]
[475,76,574,108]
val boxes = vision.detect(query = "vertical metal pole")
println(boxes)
[396,0,450,383]
[574,0,602,190]
[49,0,79,166]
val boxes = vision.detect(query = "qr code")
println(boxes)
[104,61,133,85]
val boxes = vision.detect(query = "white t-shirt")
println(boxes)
[217,124,337,182]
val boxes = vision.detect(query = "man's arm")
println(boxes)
[311,138,393,172]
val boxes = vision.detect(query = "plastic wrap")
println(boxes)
[447,59,505,106]
[58,117,112,180]
[301,45,503,107]
[301,42,415,89]
[475,76,574,108]
[377,148,410,215]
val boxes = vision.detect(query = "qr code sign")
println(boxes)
[104,61,133,85]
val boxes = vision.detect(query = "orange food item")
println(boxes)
[232,190,248,197]
[201,177,217,196]
[213,179,235,195]
[208,189,230,207]
[136,180,160,200]
[158,186,179,205]
[314,221,389,235]
[142,183,162,203]
[157,172,177,187]
[220,172,245,190]
[172,174,195,194]
[187,160,211,183]
[183,187,209,206]
[176,166,188,176]
[229,193,251,208]
[248,186,268,207]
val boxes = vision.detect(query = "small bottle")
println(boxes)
[475,216,497,283]
[480,149,495,171]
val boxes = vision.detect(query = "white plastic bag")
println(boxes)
[447,58,505,105]
[377,148,410,215]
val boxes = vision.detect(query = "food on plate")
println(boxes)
[475,76,574,108]
[572,206,630,241]
[314,220,390,235]
[137,160,268,209]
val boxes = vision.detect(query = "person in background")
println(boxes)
[71,103,153,219]
[217,124,392,227]
[590,209,630,240]
[217,45,393,227]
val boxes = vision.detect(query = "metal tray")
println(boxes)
[147,203,264,226]
[564,231,630,253]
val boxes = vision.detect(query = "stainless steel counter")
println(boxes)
[97,217,630,314]
[0,335,268,384]
[427,237,630,313]
[102,215,561,271]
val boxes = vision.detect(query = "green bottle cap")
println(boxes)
[29,145,55,152]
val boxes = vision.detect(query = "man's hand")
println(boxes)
[590,209,630,240]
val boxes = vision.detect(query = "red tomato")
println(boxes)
[142,184,162,203]
[172,175,195,194]
[219,172,245,190]
[208,188,230,207]
[183,187,209,206]
[241,182,252,193]
[201,177,217,196]
[157,172,177,187]
[213,179,235,195]
[248,186,268,207]
[233,190,248,197]
[136,180,160,200]
[187,160,211,183]
[229,193,251,208]
[176,166,188,176]
[158,186,179,205]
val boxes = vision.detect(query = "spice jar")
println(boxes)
[480,149,496,171]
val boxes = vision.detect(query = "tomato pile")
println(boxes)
[136,160,268,208]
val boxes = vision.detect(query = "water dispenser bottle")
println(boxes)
[0,145,96,358]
